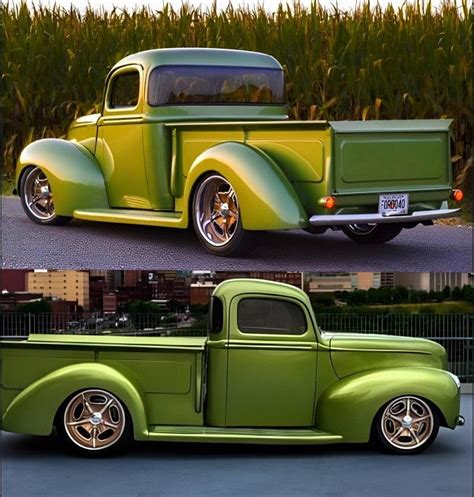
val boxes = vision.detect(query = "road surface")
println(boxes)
[2,197,472,271]
[1,395,471,497]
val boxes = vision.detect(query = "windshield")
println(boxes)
[148,64,285,106]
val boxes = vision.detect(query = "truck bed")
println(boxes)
[1,334,207,429]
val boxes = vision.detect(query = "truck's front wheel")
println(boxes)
[20,166,72,226]
[342,224,402,244]
[193,174,254,256]
[373,395,439,454]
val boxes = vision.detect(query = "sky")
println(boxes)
[11,0,449,13]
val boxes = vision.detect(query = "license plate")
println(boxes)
[379,193,409,216]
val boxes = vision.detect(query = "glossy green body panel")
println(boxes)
[16,139,109,216]
[181,141,308,230]
[0,280,461,444]
[315,367,460,442]
[16,49,456,231]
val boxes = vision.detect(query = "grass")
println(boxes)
[366,301,474,314]
[1,1,472,208]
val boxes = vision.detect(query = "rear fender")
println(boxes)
[16,139,109,216]
[182,142,308,230]
[315,367,460,442]
[2,363,148,440]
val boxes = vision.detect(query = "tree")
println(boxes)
[17,300,51,314]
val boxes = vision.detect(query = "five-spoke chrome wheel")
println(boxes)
[378,395,437,453]
[194,175,240,247]
[63,389,127,452]
[192,174,254,256]
[19,166,72,225]
[22,166,56,220]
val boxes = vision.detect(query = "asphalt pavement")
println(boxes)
[1,395,472,497]
[2,196,472,271]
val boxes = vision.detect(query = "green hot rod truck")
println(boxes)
[1,279,464,455]
[15,48,463,256]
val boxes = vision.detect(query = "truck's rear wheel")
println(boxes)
[20,166,72,225]
[373,395,439,454]
[59,389,130,455]
[342,224,402,244]
[193,174,254,256]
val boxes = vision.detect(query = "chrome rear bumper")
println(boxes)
[309,208,461,227]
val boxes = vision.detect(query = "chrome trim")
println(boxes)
[309,208,461,226]
[456,415,465,427]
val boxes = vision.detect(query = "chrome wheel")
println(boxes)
[381,396,434,451]
[64,390,126,451]
[23,167,56,220]
[346,223,377,235]
[194,175,240,247]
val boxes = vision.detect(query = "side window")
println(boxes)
[209,296,224,334]
[237,298,306,335]
[109,71,140,109]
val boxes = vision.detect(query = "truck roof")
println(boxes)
[213,278,310,305]
[113,48,283,72]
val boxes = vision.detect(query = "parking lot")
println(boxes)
[1,395,471,497]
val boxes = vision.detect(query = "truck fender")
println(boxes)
[315,367,460,442]
[183,142,308,230]
[2,363,148,440]
[16,139,109,216]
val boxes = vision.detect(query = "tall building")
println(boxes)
[393,272,469,291]
[27,270,90,310]
[0,269,30,292]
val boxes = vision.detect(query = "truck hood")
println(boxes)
[324,332,447,379]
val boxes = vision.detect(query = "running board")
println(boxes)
[147,426,343,444]
[73,208,184,228]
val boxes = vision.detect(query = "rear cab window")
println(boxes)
[148,65,285,106]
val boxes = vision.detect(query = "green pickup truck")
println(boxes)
[16,48,462,256]
[1,279,464,455]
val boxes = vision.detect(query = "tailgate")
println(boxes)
[330,120,452,195]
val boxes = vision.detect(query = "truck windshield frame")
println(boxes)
[148,64,285,106]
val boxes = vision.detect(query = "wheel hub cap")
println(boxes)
[90,412,103,426]
[402,415,413,428]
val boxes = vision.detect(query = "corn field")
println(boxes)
[1,1,472,207]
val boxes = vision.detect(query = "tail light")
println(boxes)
[321,196,336,209]
[450,189,464,202]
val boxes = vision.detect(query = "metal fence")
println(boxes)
[1,312,472,382]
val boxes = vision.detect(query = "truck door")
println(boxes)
[225,295,317,427]
[96,64,152,209]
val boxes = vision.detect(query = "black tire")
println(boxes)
[342,223,402,244]
[57,389,132,457]
[192,174,255,257]
[372,395,440,455]
[20,166,72,226]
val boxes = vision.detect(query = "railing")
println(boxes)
[1,312,472,382]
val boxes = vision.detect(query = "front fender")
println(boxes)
[16,139,109,216]
[315,367,460,442]
[183,142,308,230]
[2,363,148,440]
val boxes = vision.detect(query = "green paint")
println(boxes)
[15,49,456,233]
[1,279,462,446]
